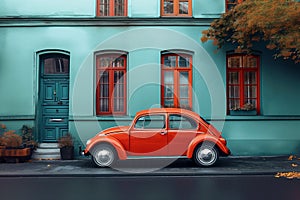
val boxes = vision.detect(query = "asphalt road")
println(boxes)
[0,175,299,200]
[0,156,300,200]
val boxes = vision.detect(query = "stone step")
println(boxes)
[34,148,60,155]
[32,154,61,160]
[32,143,61,160]
[39,143,59,149]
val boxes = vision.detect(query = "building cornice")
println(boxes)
[0,17,216,27]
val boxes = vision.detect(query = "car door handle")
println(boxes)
[160,131,167,135]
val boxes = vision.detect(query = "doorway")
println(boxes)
[38,53,70,142]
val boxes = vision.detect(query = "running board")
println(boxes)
[127,156,188,160]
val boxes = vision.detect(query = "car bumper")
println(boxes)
[222,146,231,156]
[81,149,90,156]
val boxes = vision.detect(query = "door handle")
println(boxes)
[160,131,167,135]
[49,118,64,122]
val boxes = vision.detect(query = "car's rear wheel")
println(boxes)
[193,143,219,167]
[91,144,117,167]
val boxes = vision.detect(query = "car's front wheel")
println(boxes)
[91,144,117,167]
[193,143,219,167]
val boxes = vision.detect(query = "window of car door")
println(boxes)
[134,115,166,130]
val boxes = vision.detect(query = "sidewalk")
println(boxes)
[0,156,299,177]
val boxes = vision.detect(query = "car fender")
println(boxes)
[87,136,127,160]
[186,135,229,158]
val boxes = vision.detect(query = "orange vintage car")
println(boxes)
[83,108,230,167]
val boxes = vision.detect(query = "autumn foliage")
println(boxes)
[0,131,22,148]
[275,155,300,179]
[201,0,300,63]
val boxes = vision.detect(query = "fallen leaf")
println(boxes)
[288,155,296,161]
[275,172,300,179]
[275,173,281,178]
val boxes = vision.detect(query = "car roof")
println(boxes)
[136,108,201,120]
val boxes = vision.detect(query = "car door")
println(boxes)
[167,114,198,156]
[129,114,168,156]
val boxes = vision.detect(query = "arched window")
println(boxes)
[161,52,193,110]
[40,53,69,76]
[95,52,127,115]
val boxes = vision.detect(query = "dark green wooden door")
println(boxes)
[39,53,70,142]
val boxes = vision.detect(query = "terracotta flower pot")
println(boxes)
[0,147,32,163]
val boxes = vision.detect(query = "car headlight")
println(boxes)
[86,139,91,146]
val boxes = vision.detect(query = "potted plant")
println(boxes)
[1,130,22,148]
[0,123,7,162]
[0,127,32,163]
[58,133,74,160]
[229,103,257,116]
[21,125,37,155]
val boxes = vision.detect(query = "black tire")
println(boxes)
[91,144,117,167]
[193,143,219,167]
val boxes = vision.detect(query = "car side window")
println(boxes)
[169,114,198,130]
[134,115,165,129]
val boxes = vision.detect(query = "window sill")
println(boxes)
[229,110,257,116]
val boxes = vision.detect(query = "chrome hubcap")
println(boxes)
[198,148,216,165]
[95,149,113,166]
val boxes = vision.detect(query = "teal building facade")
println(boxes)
[1,0,300,157]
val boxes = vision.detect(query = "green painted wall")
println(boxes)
[0,29,35,117]
[222,119,300,156]
[194,0,225,18]
[0,0,95,17]
[0,0,300,157]
[70,27,225,119]
[129,0,160,17]
[1,25,300,156]
[0,0,224,18]
[261,55,300,115]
